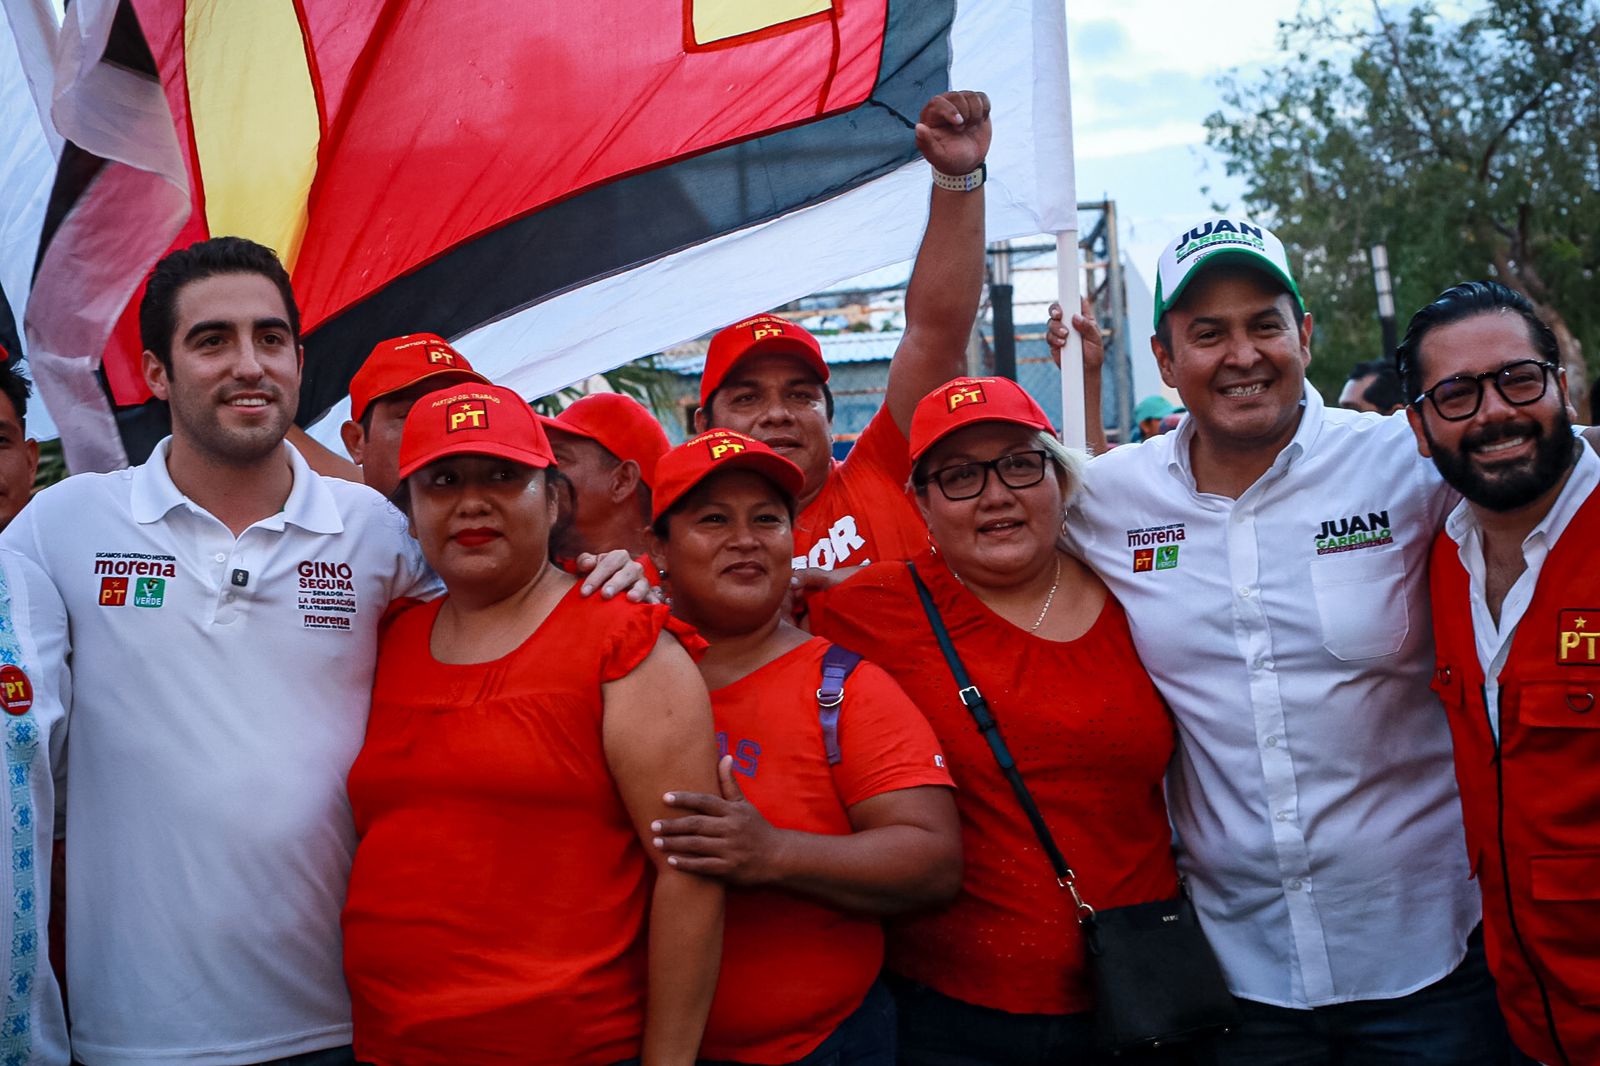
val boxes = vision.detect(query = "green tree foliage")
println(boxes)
[1206,0,1600,412]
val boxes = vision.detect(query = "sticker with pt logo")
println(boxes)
[0,665,33,716]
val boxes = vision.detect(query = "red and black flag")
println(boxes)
[28,0,954,467]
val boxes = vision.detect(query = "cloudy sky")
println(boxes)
[1066,0,1295,275]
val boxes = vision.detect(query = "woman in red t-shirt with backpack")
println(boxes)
[648,429,960,1066]
[341,383,723,1066]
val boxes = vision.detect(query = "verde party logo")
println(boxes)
[132,577,167,609]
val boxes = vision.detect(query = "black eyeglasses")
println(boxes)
[918,450,1049,501]
[1412,360,1559,421]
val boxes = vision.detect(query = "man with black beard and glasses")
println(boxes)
[1404,280,1600,1066]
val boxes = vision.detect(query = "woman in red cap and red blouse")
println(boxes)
[341,383,723,1066]
[808,377,1183,1065]
[648,428,961,1066]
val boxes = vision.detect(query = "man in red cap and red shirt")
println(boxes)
[340,332,489,499]
[694,90,992,574]
[542,393,669,561]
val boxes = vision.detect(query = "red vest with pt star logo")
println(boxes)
[1428,488,1600,1066]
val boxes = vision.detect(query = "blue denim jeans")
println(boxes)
[888,973,1193,1066]
[698,979,896,1066]
[1195,925,1519,1065]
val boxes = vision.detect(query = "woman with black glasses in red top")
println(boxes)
[809,377,1183,1065]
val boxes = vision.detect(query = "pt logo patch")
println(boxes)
[99,577,129,607]
[1558,610,1600,664]
[132,577,166,608]
[1133,548,1154,572]
[945,381,989,412]
[447,400,489,432]
[708,438,746,460]
[0,665,33,716]
[425,344,456,366]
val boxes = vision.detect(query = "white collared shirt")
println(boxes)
[1064,384,1480,1009]
[1446,440,1600,739]
[1,440,438,1066]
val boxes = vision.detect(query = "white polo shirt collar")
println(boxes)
[131,436,345,535]
[1165,381,1322,494]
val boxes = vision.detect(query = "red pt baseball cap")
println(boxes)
[909,376,1056,463]
[700,314,827,407]
[651,429,805,522]
[540,393,670,489]
[398,383,554,480]
[349,333,488,423]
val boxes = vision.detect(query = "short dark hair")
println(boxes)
[0,353,31,430]
[1346,360,1406,412]
[1395,281,1559,403]
[702,381,836,424]
[140,236,300,370]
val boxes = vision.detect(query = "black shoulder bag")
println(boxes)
[907,563,1238,1054]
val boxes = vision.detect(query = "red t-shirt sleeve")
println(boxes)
[831,658,954,806]
[596,598,674,683]
[841,403,913,490]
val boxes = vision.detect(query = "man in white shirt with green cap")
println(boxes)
[1061,216,1515,1062]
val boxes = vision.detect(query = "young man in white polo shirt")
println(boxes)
[1,237,438,1066]
[1061,219,1511,1062]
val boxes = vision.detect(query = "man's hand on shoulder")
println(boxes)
[915,91,991,176]
[575,550,658,602]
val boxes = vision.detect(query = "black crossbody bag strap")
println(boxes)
[907,563,1093,916]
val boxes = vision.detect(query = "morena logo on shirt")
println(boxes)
[944,381,988,412]
[446,399,489,433]
[0,664,33,716]
[1557,610,1600,665]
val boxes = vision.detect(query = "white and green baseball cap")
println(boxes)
[1153,217,1304,330]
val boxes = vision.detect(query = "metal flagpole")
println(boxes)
[1056,228,1084,451]
[1052,0,1085,453]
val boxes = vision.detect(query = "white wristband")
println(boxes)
[932,163,986,193]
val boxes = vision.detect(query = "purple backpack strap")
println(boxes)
[818,644,864,766]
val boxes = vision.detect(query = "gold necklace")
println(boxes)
[1030,555,1062,632]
